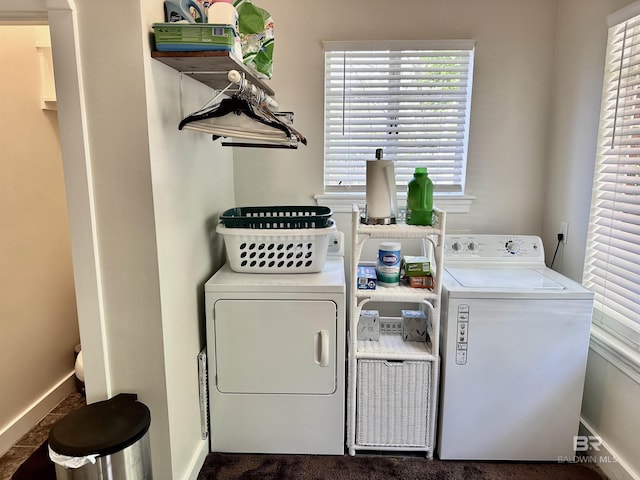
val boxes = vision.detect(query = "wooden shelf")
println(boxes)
[150,50,274,96]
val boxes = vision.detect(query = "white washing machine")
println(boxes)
[204,254,345,455]
[437,235,594,461]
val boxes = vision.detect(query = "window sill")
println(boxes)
[589,324,640,385]
[314,193,475,214]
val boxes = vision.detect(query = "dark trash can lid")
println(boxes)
[48,393,151,457]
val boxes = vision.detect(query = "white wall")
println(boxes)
[542,0,630,277]
[141,2,235,476]
[72,2,171,474]
[544,1,640,478]
[233,0,558,236]
[0,25,78,455]
[69,1,235,477]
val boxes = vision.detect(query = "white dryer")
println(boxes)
[204,255,345,455]
[437,235,593,461]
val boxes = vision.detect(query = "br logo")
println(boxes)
[573,435,602,452]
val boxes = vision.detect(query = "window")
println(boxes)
[584,4,640,352]
[323,40,475,194]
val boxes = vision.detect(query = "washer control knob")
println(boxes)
[505,240,520,255]
[467,241,478,252]
[451,242,462,252]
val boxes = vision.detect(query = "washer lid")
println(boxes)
[446,267,565,290]
[48,393,150,457]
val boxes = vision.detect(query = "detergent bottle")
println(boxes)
[164,0,206,23]
[406,167,434,226]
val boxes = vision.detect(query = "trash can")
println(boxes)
[48,393,152,480]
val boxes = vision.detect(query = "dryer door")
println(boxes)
[214,299,337,394]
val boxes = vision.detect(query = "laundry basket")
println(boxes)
[356,360,431,447]
[220,206,333,229]
[217,206,336,274]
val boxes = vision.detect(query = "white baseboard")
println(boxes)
[580,419,640,480]
[183,439,209,480]
[0,372,76,456]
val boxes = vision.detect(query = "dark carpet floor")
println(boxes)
[11,441,55,480]
[197,452,606,480]
[11,444,607,480]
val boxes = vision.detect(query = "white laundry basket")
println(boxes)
[217,206,336,274]
[217,222,337,273]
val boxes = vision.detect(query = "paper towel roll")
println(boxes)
[366,159,397,219]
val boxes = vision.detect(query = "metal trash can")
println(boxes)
[48,393,152,480]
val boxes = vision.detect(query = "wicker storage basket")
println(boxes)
[356,359,430,447]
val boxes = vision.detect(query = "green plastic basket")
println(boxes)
[220,206,333,229]
[153,23,236,52]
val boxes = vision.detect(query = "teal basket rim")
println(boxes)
[220,206,333,229]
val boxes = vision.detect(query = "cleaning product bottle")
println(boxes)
[164,0,206,23]
[207,0,241,58]
[406,167,434,226]
[377,242,401,287]
[207,0,238,27]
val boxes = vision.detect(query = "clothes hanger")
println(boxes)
[255,105,307,146]
[234,77,307,146]
[179,98,303,148]
[178,95,292,139]
[220,141,299,149]
[177,70,307,148]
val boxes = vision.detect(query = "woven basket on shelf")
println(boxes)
[356,360,430,447]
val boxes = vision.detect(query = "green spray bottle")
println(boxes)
[406,167,433,226]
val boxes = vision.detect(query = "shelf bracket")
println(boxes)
[179,71,235,120]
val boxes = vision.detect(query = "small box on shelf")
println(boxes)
[358,310,380,341]
[357,265,377,290]
[403,256,431,277]
[407,276,434,289]
[402,310,428,342]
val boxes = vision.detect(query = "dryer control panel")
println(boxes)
[444,235,545,264]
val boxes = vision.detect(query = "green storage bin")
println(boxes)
[220,206,333,229]
[152,23,236,52]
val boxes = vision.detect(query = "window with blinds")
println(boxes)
[584,7,640,351]
[323,40,475,193]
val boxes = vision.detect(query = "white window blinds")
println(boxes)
[584,7,640,350]
[323,40,475,193]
